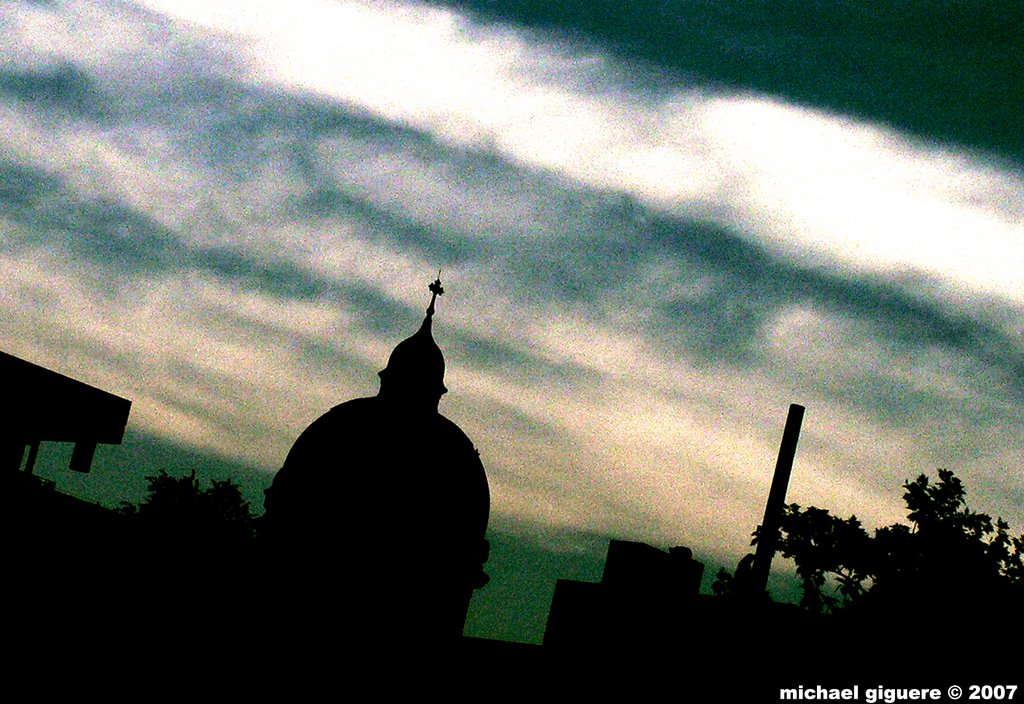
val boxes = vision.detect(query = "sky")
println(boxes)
[2,0,1022,643]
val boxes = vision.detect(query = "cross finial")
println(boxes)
[426,271,444,317]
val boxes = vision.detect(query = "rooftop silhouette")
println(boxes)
[0,349,131,474]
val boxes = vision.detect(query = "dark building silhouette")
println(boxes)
[263,277,490,649]
[0,352,136,667]
[538,538,826,698]
[0,350,131,474]
[0,348,133,617]
[543,539,706,654]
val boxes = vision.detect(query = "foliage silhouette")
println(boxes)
[120,469,259,551]
[746,469,1024,615]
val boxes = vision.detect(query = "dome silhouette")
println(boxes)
[263,275,490,646]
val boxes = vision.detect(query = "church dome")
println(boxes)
[264,274,489,643]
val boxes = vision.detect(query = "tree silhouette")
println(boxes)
[772,506,872,612]
[740,469,1023,616]
[118,468,260,596]
[121,469,258,546]
[115,469,261,649]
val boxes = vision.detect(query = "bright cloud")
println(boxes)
[126,0,1024,308]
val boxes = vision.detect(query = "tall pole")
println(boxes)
[750,403,805,595]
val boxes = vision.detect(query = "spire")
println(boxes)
[426,271,444,318]
[377,274,448,401]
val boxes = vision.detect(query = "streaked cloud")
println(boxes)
[122,0,1024,305]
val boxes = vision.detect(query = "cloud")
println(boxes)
[428,0,1024,161]
[0,63,113,122]
[117,1,1024,316]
